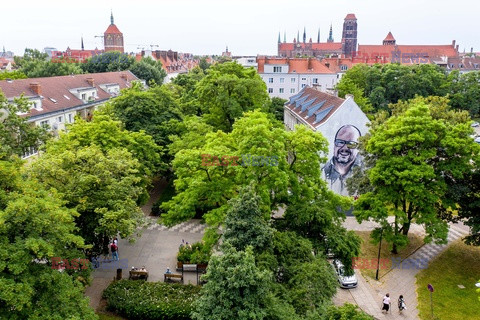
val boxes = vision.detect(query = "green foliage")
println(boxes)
[0,160,96,319]
[323,303,374,320]
[129,57,167,85]
[177,242,212,264]
[103,280,201,320]
[151,180,176,216]
[198,57,211,71]
[0,70,27,80]
[26,145,146,258]
[171,67,206,116]
[81,51,135,73]
[192,245,272,320]
[336,78,373,114]
[0,91,51,160]
[15,49,83,78]
[223,186,274,253]
[267,97,287,122]
[447,70,480,117]
[353,98,479,252]
[195,61,270,131]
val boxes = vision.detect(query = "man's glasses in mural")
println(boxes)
[334,139,359,149]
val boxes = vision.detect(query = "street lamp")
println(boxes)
[375,227,384,281]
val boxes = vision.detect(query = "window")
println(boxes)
[81,93,86,100]
[291,78,296,83]
[273,66,282,72]
[68,114,73,123]
[290,88,295,93]
[459,64,464,68]
[279,78,285,83]
[340,65,348,71]
[32,102,38,109]
[268,88,273,93]
[301,84,306,88]
[57,116,63,123]
[268,78,274,83]
[313,78,318,84]
[475,64,479,69]
[40,120,49,127]
[301,77,307,81]
[279,88,284,93]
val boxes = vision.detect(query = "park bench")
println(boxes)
[164,273,183,283]
[129,268,149,281]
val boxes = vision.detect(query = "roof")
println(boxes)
[257,57,334,74]
[0,71,138,119]
[384,32,395,41]
[345,13,357,20]
[357,44,458,60]
[285,87,346,129]
[104,24,122,35]
[278,42,342,52]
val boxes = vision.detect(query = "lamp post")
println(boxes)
[375,227,384,281]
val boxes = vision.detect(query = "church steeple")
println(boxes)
[284,31,286,43]
[317,28,320,43]
[110,10,114,25]
[278,32,281,44]
[297,30,300,44]
[327,24,334,43]
[303,27,306,43]
[81,36,84,51]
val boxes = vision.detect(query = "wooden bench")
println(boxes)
[129,269,149,281]
[164,273,183,283]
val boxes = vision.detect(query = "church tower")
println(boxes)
[104,11,124,53]
[341,13,357,57]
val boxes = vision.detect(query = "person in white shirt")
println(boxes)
[382,293,391,313]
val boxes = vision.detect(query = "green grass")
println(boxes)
[97,313,125,320]
[416,240,480,320]
[355,231,424,279]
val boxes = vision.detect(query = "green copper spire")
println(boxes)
[303,27,306,43]
[278,32,281,44]
[327,24,334,43]
[110,10,114,25]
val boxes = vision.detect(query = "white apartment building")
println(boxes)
[257,57,339,99]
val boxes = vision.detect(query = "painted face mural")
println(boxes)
[322,125,362,196]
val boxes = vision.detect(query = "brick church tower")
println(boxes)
[104,12,124,53]
[341,13,357,57]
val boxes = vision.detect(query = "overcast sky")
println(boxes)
[2,0,479,56]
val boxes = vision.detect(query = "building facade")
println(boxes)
[104,12,124,53]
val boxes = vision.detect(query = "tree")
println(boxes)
[447,70,480,117]
[353,98,478,253]
[26,146,146,258]
[223,186,274,253]
[335,78,373,114]
[323,303,374,320]
[0,160,96,319]
[198,57,211,71]
[195,61,270,131]
[0,91,50,160]
[171,66,206,116]
[129,57,167,85]
[192,245,271,320]
[15,48,83,78]
[0,70,27,80]
[267,97,287,122]
[81,51,135,73]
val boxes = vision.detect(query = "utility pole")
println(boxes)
[375,227,383,280]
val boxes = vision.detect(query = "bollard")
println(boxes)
[116,268,122,280]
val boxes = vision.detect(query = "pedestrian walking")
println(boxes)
[398,295,406,313]
[381,293,391,313]
[111,239,119,261]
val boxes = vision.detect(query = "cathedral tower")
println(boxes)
[341,13,357,57]
[104,11,124,53]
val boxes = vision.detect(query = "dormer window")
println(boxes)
[450,64,455,68]
[340,65,348,71]
[475,64,479,69]
[459,64,464,68]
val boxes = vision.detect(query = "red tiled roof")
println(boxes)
[384,32,395,41]
[285,87,346,129]
[0,71,138,119]
[278,42,342,52]
[105,24,122,34]
[257,57,334,74]
[345,13,356,20]
[357,44,458,59]
[321,58,354,72]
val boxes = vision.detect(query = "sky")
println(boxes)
[2,0,479,56]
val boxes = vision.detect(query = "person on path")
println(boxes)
[382,293,391,314]
[398,295,406,313]
[110,240,119,261]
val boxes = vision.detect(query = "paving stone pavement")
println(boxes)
[145,217,207,234]
[337,218,470,320]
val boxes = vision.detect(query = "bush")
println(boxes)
[103,280,201,320]
[177,242,211,264]
[151,180,176,216]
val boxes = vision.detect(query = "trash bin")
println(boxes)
[116,268,122,280]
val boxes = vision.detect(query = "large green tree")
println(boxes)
[15,48,83,78]
[129,57,167,85]
[0,91,50,160]
[80,51,135,73]
[352,97,478,253]
[27,146,146,258]
[195,61,270,131]
[447,70,480,117]
[0,160,96,319]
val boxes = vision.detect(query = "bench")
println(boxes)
[129,269,149,281]
[164,273,183,283]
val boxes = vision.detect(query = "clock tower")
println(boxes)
[104,12,124,53]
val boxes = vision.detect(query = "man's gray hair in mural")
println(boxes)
[322,125,362,195]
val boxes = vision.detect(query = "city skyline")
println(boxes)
[2,0,479,56]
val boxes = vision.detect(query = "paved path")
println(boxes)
[335,218,470,320]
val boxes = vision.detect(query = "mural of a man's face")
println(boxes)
[333,125,361,166]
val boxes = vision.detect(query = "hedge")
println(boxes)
[103,280,201,320]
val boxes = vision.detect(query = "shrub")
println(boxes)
[177,242,211,264]
[103,280,201,320]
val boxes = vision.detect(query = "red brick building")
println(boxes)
[104,12,124,53]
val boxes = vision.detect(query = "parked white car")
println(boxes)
[332,259,358,289]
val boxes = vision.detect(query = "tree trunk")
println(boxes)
[402,222,411,236]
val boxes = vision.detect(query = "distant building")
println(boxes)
[284,86,369,195]
[0,71,139,158]
[51,46,104,63]
[0,58,12,71]
[222,46,232,57]
[136,50,199,77]
[257,56,338,99]
[278,14,358,58]
[235,57,258,69]
[104,12,124,53]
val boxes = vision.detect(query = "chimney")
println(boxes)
[30,82,41,95]
[86,77,95,87]
[456,45,459,52]
[452,40,456,47]
[120,73,128,80]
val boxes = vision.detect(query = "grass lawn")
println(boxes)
[416,240,480,320]
[355,231,424,279]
